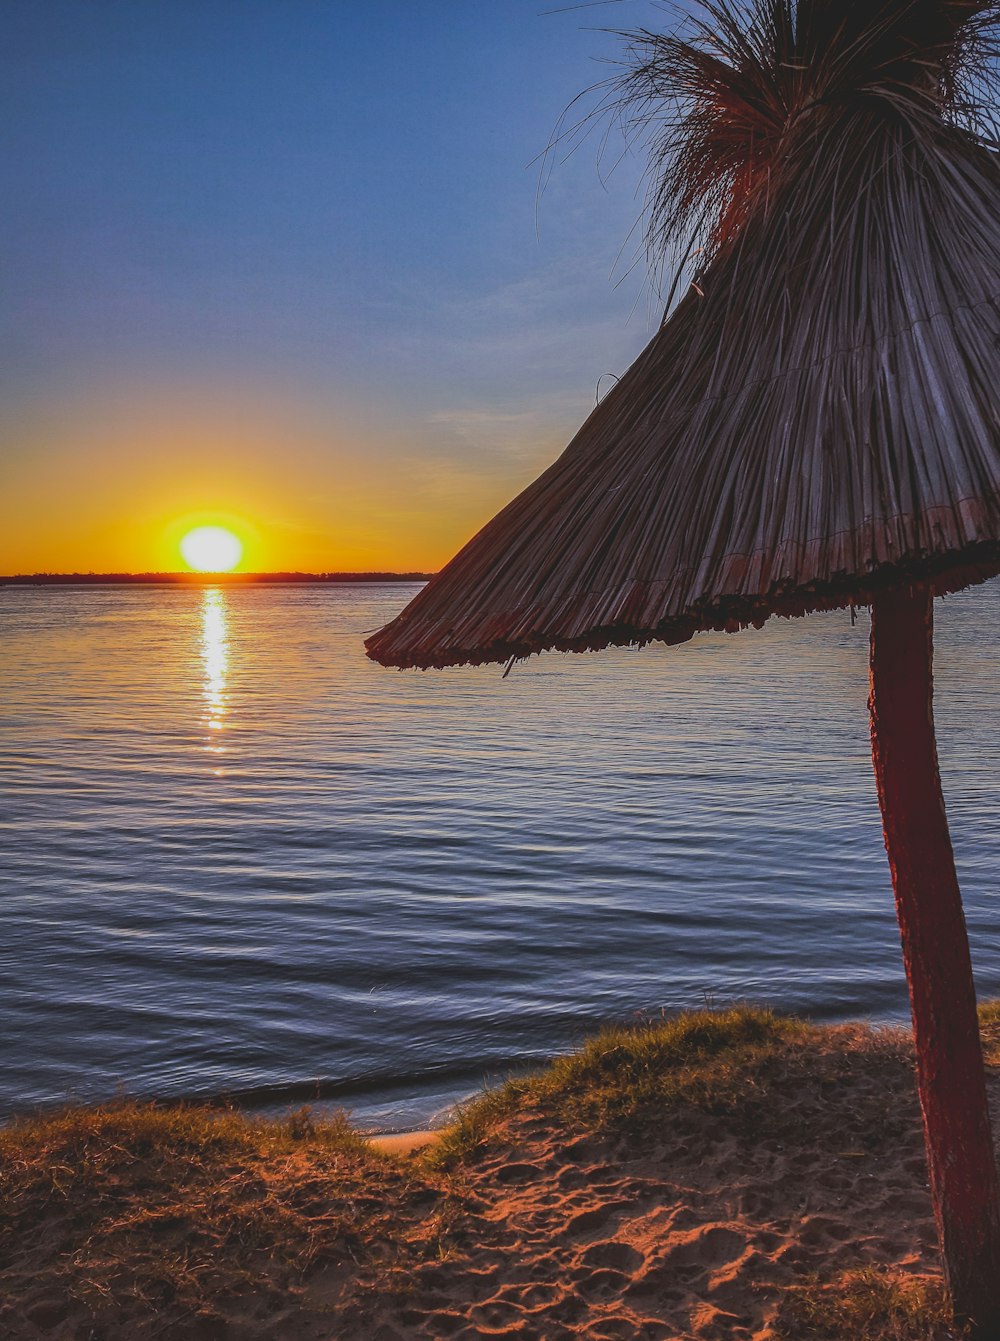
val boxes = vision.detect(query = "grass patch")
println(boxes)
[0,1100,435,1335]
[430,1004,812,1165]
[775,1268,962,1340]
[978,1000,1000,1067]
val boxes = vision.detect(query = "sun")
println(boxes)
[180,526,243,573]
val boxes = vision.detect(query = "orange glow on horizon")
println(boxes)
[0,382,562,576]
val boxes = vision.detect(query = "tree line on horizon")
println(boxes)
[0,571,434,585]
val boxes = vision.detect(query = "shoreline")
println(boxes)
[4,1003,998,1338]
[369,1128,443,1155]
[0,1010,916,1140]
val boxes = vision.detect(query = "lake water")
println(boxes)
[1,581,999,1130]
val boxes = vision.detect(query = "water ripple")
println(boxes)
[1,579,999,1127]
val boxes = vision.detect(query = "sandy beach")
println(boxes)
[2,1005,993,1340]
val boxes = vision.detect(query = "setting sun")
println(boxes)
[180,526,243,573]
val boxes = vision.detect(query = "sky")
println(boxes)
[2,0,680,573]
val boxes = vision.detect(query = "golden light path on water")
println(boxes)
[200,587,229,770]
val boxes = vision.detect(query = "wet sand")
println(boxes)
[370,1129,442,1156]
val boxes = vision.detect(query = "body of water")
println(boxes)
[2,581,998,1128]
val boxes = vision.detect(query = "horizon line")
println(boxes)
[0,570,435,586]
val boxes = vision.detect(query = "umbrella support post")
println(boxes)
[869,583,1000,1335]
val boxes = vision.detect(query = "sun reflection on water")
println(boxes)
[200,588,229,767]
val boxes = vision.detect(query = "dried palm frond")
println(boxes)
[367,0,1000,670]
[587,0,1000,287]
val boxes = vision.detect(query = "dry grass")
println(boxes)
[978,999,1000,1065]
[775,1267,964,1340]
[0,1100,441,1337]
[430,1004,915,1166]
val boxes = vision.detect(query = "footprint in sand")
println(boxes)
[750,1229,783,1253]
[624,1264,689,1304]
[882,1189,932,1217]
[469,1298,531,1330]
[579,1240,645,1272]
[416,1310,463,1337]
[800,1214,853,1245]
[496,1281,563,1309]
[665,1225,747,1269]
[22,1299,70,1331]
[564,1201,634,1237]
[773,1242,817,1275]
[572,1266,629,1300]
[737,1189,771,1216]
[411,1265,453,1290]
[493,1161,544,1186]
[812,1168,854,1193]
[556,1166,589,1189]
[558,1137,605,1163]
[714,1247,776,1287]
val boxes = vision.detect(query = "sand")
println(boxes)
[345,1026,950,1339]
[3,1015,992,1339]
[371,1130,442,1156]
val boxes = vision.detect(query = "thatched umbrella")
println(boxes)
[367,1,1000,1329]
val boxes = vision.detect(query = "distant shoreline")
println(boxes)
[0,571,433,586]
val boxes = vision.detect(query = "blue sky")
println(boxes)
[2,1,681,571]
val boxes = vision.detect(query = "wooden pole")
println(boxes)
[869,583,1000,1335]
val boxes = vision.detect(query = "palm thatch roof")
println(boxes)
[367,0,1000,670]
